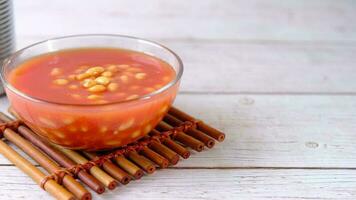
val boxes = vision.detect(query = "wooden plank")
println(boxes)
[12,39,356,93]
[1,94,356,168]
[13,0,356,41]
[0,97,9,113]
[172,94,356,168]
[172,41,356,93]
[1,166,356,200]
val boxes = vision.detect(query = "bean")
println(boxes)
[127,67,142,73]
[75,69,84,73]
[50,68,62,76]
[105,140,121,146]
[102,71,113,77]
[135,73,146,80]
[76,73,91,80]
[95,100,109,104]
[131,130,141,139]
[118,118,135,131]
[126,94,139,100]
[82,79,96,88]
[163,76,171,82]
[68,74,76,80]
[53,79,69,85]
[107,83,119,92]
[86,66,105,76]
[68,84,79,90]
[107,65,120,72]
[119,75,129,83]
[100,126,108,133]
[81,126,89,132]
[159,105,169,114]
[87,94,102,100]
[143,124,152,134]
[38,117,57,128]
[95,76,110,85]
[75,65,89,73]
[63,117,75,125]
[88,85,106,93]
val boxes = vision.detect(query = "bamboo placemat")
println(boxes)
[0,106,225,200]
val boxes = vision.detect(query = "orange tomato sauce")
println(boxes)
[7,48,179,150]
[9,48,175,104]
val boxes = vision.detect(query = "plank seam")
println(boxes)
[1,164,356,170]
[20,35,356,46]
[179,91,356,96]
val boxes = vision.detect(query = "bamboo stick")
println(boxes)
[83,152,131,185]
[126,151,156,174]
[149,141,180,165]
[3,128,91,200]
[162,138,190,159]
[55,147,118,190]
[169,107,225,142]
[0,139,75,200]
[164,114,215,148]
[150,129,190,159]
[140,146,169,168]
[114,156,144,179]
[157,121,205,152]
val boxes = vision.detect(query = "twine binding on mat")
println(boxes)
[40,168,73,189]
[0,120,22,137]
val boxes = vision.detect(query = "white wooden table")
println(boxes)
[1,0,356,199]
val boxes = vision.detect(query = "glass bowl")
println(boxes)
[0,34,183,151]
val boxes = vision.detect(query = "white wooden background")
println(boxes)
[1,0,356,199]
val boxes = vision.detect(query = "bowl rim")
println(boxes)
[0,34,184,106]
